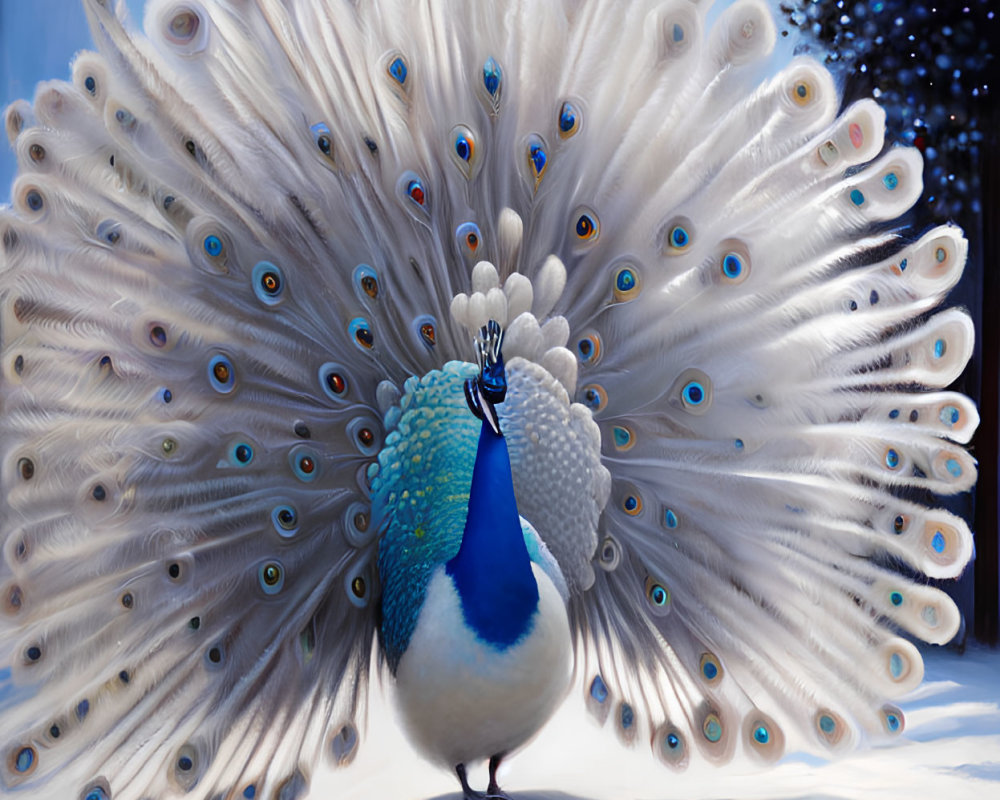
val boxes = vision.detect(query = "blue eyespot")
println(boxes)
[939,405,960,426]
[722,253,743,279]
[666,732,681,750]
[883,171,899,190]
[252,261,285,306]
[753,725,770,745]
[702,714,723,743]
[890,591,903,606]
[483,57,502,97]
[581,384,607,412]
[850,188,865,206]
[84,75,97,95]
[388,55,408,86]
[558,101,580,137]
[349,317,374,350]
[590,674,608,703]
[932,530,946,553]
[818,713,836,735]
[647,582,669,607]
[613,266,641,302]
[669,225,689,249]
[271,504,299,537]
[612,426,632,450]
[682,381,704,406]
[208,355,235,394]
[885,448,900,470]
[529,142,547,178]
[231,442,253,466]
[13,746,35,773]
[203,234,223,258]
[455,134,472,161]
[944,457,962,477]
[25,189,43,212]
[933,338,946,358]
[84,786,110,800]
[664,509,678,528]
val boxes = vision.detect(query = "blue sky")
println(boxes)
[0,0,144,199]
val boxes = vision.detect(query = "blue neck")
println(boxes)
[446,421,539,648]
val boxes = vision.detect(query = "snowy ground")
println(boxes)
[314,644,1000,800]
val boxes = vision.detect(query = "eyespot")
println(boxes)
[413,314,437,349]
[344,501,375,547]
[9,745,37,776]
[203,233,224,259]
[672,368,713,415]
[791,79,813,106]
[622,490,643,516]
[289,446,319,482]
[310,122,334,163]
[81,779,111,800]
[668,224,690,250]
[330,722,360,767]
[397,171,428,216]
[655,725,688,770]
[699,652,723,685]
[884,447,901,471]
[353,264,379,301]
[386,53,409,88]
[345,565,370,608]
[258,561,285,595]
[574,210,599,243]
[407,178,425,205]
[23,186,45,214]
[644,576,671,615]
[96,219,121,245]
[557,100,580,138]
[525,134,547,189]
[718,241,751,284]
[271,504,299,538]
[207,354,236,393]
[449,125,478,177]
[349,317,374,350]
[17,457,34,481]
[347,417,380,457]
[892,513,909,535]
[702,712,723,743]
[173,743,201,790]
[612,264,641,302]
[252,261,285,306]
[880,704,904,735]
[598,536,622,571]
[319,362,349,402]
[576,332,603,365]
[814,709,847,747]
[682,381,706,407]
[228,441,254,466]
[664,508,679,529]
[160,3,209,54]
[580,383,608,412]
[455,222,482,260]
[482,56,502,99]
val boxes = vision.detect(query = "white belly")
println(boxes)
[394,562,572,768]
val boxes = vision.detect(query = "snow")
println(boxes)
[315,644,1000,800]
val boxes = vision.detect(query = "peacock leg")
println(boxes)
[486,753,512,799]
[456,763,486,800]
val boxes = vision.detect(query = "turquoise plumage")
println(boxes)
[0,1,978,799]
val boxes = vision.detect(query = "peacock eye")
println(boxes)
[208,354,236,393]
[558,100,580,138]
[310,122,334,162]
[252,261,285,306]
[353,264,379,300]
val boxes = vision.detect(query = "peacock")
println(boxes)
[0,1,979,799]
